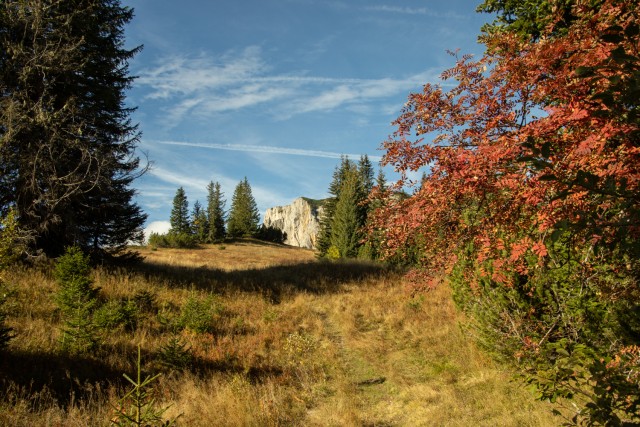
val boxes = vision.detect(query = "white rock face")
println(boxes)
[263,197,324,249]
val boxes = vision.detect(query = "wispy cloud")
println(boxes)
[136,47,440,128]
[155,140,383,162]
[365,5,467,20]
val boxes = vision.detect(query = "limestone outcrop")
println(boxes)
[263,197,324,249]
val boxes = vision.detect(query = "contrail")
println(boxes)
[155,140,382,162]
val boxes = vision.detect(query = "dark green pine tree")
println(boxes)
[169,187,191,235]
[227,178,260,238]
[316,156,355,257]
[0,0,146,257]
[206,181,226,242]
[358,154,375,196]
[364,168,389,260]
[191,200,208,243]
[376,168,387,192]
[330,168,366,259]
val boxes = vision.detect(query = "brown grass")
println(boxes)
[0,240,559,426]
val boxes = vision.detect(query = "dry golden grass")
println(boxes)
[0,240,559,426]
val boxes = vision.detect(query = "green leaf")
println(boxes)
[538,174,557,181]
[624,23,639,37]
[600,33,623,43]
[611,46,637,64]
[575,66,594,77]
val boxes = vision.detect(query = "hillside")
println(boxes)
[0,241,558,425]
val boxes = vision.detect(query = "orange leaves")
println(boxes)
[370,0,640,289]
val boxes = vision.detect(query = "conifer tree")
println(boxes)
[227,178,260,238]
[316,157,355,256]
[375,169,387,192]
[169,187,190,235]
[191,200,208,243]
[206,181,226,242]
[0,0,146,257]
[358,154,375,196]
[55,246,99,353]
[330,168,366,258]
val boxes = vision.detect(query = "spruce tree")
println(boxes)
[206,181,226,242]
[227,178,260,238]
[330,168,366,258]
[191,200,208,243]
[0,0,146,257]
[358,154,375,196]
[55,246,99,353]
[169,187,190,235]
[376,169,387,192]
[316,157,355,256]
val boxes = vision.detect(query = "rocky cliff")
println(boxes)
[263,197,324,249]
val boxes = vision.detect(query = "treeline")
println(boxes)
[149,177,283,248]
[316,154,387,261]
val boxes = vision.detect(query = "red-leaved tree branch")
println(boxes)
[371,0,639,288]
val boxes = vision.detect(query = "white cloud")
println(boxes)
[138,46,266,99]
[149,166,211,191]
[365,5,467,19]
[155,140,382,162]
[136,48,442,128]
[144,221,171,241]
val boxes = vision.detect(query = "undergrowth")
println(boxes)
[0,242,559,426]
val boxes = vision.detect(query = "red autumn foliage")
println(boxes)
[371,0,640,287]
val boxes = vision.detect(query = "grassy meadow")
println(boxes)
[0,240,559,426]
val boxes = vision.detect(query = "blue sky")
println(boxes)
[123,0,490,236]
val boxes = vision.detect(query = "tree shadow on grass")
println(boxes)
[0,339,282,411]
[131,259,400,303]
[0,348,123,409]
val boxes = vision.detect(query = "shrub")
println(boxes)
[255,225,286,244]
[148,232,198,249]
[158,335,192,371]
[0,284,15,350]
[175,294,221,334]
[94,299,140,332]
[0,211,21,350]
[449,236,640,424]
[326,245,341,260]
[111,345,179,426]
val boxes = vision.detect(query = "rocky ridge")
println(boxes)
[262,197,324,249]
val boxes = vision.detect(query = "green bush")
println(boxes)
[0,211,21,350]
[0,284,15,350]
[449,235,640,424]
[176,294,221,334]
[255,225,286,244]
[148,232,198,249]
[326,245,341,260]
[94,299,139,332]
[158,335,192,371]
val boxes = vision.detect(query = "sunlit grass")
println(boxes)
[0,240,558,425]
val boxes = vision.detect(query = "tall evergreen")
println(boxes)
[330,168,366,258]
[169,187,190,235]
[358,154,375,196]
[227,178,260,238]
[191,200,208,242]
[316,157,355,256]
[376,169,387,192]
[206,181,226,242]
[0,0,146,257]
